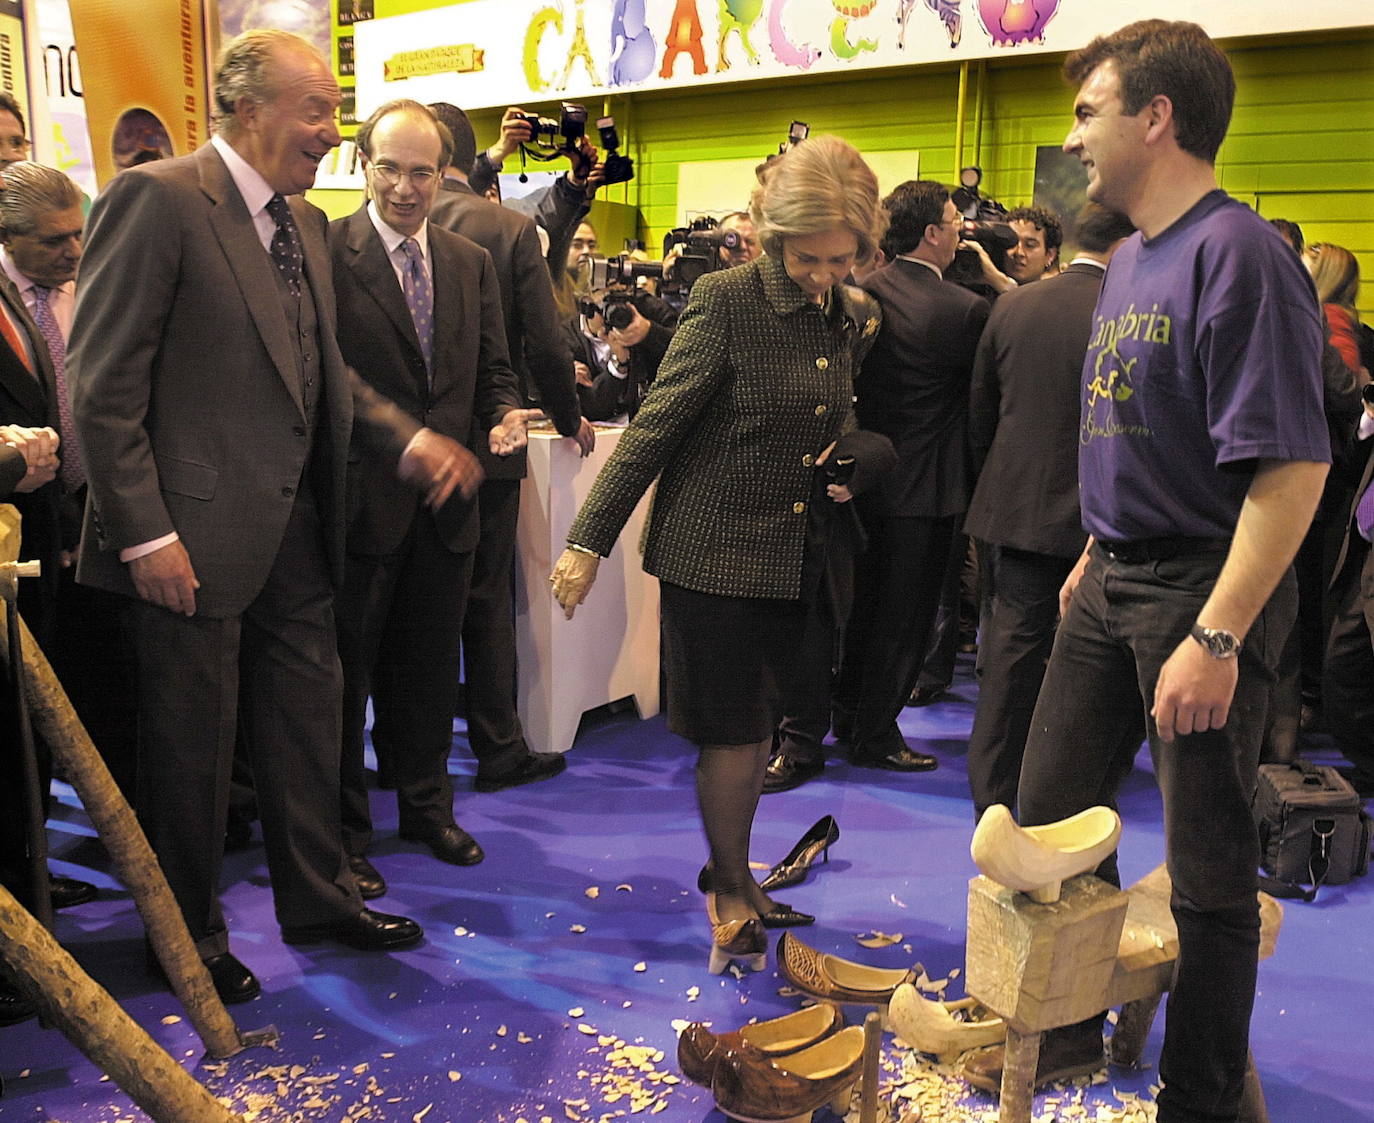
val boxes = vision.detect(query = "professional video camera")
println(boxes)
[597,116,634,186]
[945,219,1017,291]
[660,216,752,291]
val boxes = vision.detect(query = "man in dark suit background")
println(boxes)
[330,99,529,891]
[776,180,988,786]
[426,101,592,795]
[70,31,472,1002]
[963,203,1136,818]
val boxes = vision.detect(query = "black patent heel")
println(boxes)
[760,815,840,892]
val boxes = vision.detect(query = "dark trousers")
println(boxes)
[917,530,975,691]
[774,582,842,765]
[835,510,956,755]
[460,477,529,772]
[338,513,474,852]
[1323,537,1374,781]
[966,545,1075,818]
[126,494,361,959]
[1019,544,1292,1123]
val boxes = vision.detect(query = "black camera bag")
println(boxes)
[1252,761,1370,902]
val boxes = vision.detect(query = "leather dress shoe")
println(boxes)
[852,745,938,772]
[762,753,823,794]
[149,950,261,1005]
[474,751,567,793]
[282,908,423,951]
[347,855,387,900]
[907,684,949,707]
[0,980,37,1027]
[961,1024,1104,1093]
[400,824,485,866]
[49,874,97,910]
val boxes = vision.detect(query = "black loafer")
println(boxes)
[762,754,824,794]
[906,685,949,707]
[474,751,567,793]
[0,981,37,1027]
[399,824,485,866]
[149,951,261,1005]
[852,746,938,772]
[282,908,423,951]
[759,902,816,928]
[49,874,97,910]
[347,855,387,900]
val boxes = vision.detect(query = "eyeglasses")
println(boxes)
[368,163,437,187]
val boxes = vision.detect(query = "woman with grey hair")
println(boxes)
[549,135,892,973]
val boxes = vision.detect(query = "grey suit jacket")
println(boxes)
[429,178,580,485]
[69,143,417,617]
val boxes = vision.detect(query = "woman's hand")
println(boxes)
[550,548,600,619]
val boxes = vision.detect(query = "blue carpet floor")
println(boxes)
[3,656,1372,1121]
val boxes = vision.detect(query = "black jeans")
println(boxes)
[1018,542,1293,1123]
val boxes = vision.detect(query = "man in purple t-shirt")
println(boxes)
[961,22,1329,1123]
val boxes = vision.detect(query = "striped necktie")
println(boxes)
[32,285,83,489]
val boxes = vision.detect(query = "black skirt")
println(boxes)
[659,582,810,746]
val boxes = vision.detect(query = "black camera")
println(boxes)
[581,254,665,294]
[661,217,735,292]
[944,220,1017,291]
[597,116,635,186]
[518,102,588,163]
[577,289,639,332]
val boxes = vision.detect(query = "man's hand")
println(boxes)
[1,425,60,492]
[607,306,651,349]
[489,408,538,456]
[1151,635,1239,742]
[488,107,533,165]
[959,238,1017,294]
[573,361,593,387]
[567,136,597,187]
[572,417,596,457]
[1059,545,1092,617]
[582,160,607,202]
[398,428,483,508]
[129,539,200,616]
[550,547,599,619]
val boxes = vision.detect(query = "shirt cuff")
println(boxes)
[1359,412,1374,441]
[120,532,179,563]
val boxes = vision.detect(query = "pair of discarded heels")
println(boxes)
[698,867,814,929]
[887,983,1006,1063]
[777,931,918,1007]
[760,815,839,892]
[970,804,1122,903]
[677,1005,866,1122]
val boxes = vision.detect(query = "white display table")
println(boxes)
[514,427,661,754]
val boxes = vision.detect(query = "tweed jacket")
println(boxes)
[567,253,881,600]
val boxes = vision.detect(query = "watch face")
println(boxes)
[1194,626,1239,657]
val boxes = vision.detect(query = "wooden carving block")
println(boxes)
[965,873,1128,1034]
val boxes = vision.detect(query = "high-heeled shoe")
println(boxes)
[711,1024,866,1122]
[706,893,768,975]
[698,867,815,929]
[760,815,839,892]
[887,982,1005,1063]
[777,931,918,1006]
[970,804,1121,903]
[677,1004,844,1087]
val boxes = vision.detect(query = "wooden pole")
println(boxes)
[0,505,248,1059]
[859,1010,884,1123]
[0,883,244,1123]
[998,1028,1041,1123]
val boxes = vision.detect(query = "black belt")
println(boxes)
[1095,536,1229,565]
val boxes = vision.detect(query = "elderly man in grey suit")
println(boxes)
[69,30,476,1004]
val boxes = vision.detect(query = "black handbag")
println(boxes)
[1252,761,1371,902]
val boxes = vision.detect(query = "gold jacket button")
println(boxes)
[816,357,829,370]
[814,404,827,416]
[801,453,814,467]
[793,501,806,514]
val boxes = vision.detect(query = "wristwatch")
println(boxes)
[1189,624,1241,659]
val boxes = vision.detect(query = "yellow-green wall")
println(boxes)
[458,30,1374,317]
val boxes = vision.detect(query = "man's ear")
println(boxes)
[1142,94,1175,148]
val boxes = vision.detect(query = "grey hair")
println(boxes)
[213,29,319,136]
[0,162,82,237]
